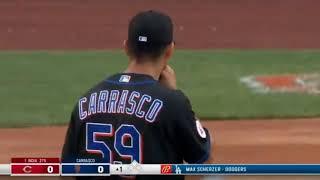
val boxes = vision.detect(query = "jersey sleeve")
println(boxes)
[172,91,212,164]
[61,108,80,162]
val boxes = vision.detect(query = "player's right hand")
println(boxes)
[159,65,177,90]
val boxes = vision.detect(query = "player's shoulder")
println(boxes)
[170,90,189,102]
[155,86,190,110]
[147,79,184,98]
[168,90,189,105]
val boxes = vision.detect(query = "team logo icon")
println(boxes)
[175,165,182,174]
[22,166,32,173]
[161,165,172,174]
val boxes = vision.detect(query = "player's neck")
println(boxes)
[124,60,163,80]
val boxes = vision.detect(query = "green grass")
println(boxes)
[0,50,320,127]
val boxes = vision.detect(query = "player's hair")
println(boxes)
[127,10,174,61]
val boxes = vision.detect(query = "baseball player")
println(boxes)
[62,10,212,180]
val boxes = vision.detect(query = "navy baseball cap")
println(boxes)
[128,10,174,53]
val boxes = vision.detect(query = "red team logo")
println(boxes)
[22,166,32,173]
[161,165,172,174]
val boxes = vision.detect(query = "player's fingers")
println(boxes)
[165,65,174,72]
[163,65,175,75]
[161,66,170,76]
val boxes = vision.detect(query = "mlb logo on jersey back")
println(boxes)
[119,75,131,83]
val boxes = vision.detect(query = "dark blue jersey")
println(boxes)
[62,73,211,180]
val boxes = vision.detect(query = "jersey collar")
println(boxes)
[105,73,157,85]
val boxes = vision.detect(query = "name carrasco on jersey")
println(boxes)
[78,90,163,123]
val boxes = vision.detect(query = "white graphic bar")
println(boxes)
[0,164,11,175]
[110,164,161,175]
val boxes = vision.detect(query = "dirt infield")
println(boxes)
[1,0,320,49]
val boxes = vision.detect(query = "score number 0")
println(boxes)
[98,166,104,173]
[47,166,54,173]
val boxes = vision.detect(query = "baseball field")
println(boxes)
[1,0,320,179]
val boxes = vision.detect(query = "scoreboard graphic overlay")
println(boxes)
[1,158,320,176]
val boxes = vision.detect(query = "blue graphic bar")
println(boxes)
[61,164,110,176]
[171,164,320,175]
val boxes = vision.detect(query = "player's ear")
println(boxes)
[163,42,175,63]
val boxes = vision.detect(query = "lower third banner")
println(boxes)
[170,164,320,175]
